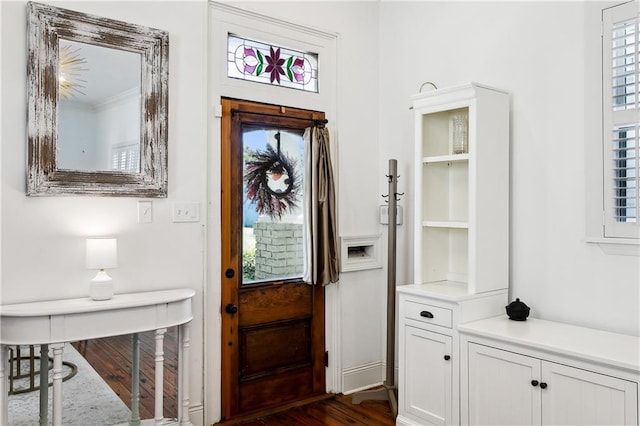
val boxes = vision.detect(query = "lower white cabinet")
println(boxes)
[397,284,507,426]
[460,316,640,426]
[468,343,637,425]
[467,343,541,425]
[403,326,453,425]
[542,359,637,425]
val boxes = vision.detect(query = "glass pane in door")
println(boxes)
[242,125,306,284]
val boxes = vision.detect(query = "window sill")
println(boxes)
[586,237,639,256]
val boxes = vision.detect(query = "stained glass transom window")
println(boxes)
[227,34,318,93]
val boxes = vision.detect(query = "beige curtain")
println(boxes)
[303,126,340,285]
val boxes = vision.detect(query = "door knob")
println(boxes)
[225,304,238,314]
[225,268,235,279]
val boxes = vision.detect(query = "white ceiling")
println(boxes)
[59,39,141,106]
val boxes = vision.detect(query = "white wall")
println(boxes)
[58,102,101,170]
[1,1,208,423]
[58,94,140,171]
[95,93,141,171]
[378,1,639,336]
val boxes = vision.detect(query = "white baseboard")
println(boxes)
[396,414,422,426]
[128,405,204,426]
[341,361,384,395]
[189,404,205,426]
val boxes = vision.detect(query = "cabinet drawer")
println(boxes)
[404,300,452,329]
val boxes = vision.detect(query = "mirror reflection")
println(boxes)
[57,40,142,173]
[27,1,169,197]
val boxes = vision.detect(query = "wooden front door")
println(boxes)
[220,98,326,419]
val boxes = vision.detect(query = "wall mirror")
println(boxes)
[27,2,169,197]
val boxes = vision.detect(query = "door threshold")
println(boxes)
[216,393,335,425]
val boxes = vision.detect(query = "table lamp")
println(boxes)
[86,237,117,300]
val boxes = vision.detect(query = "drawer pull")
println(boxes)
[444,355,451,361]
[531,380,539,387]
[540,382,548,389]
[420,311,434,319]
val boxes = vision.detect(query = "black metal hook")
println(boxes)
[274,131,281,156]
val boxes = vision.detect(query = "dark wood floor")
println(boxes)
[224,393,396,426]
[71,327,179,420]
[73,333,396,425]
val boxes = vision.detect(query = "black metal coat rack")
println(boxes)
[352,159,402,418]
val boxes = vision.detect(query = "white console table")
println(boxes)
[0,288,195,426]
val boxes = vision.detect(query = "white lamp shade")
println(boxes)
[86,238,118,270]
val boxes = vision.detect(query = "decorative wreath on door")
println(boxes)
[245,144,301,219]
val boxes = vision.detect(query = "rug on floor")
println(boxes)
[8,343,131,425]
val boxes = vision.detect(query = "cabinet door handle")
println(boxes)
[420,311,434,318]
[444,355,451,361]
[531,380,539,387]
[540,382,548,389]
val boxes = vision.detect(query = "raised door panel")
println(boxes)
[468,343,541,426]
[403,326,452,425]
[542,361,639,426]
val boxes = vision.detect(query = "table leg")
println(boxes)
[50,343,64,426]
[39,344,49,426]
[0,345,8,426]
[154,328,166,425]
[130,334,141,425]
[29,346,35,390]
[179,322,193,426]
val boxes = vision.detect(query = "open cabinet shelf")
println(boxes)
[423,153,469,164]
[422,221,469,229]
[412,82,509,294]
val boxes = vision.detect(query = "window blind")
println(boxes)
[603,2,640,238]
[111,142,140,173]
[611,17,638,111]
[612,125,638,223]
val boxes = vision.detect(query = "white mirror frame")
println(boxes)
[27,2,169,197]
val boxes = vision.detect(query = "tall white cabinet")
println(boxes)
[413,82,509,292]
[397,83,510,426]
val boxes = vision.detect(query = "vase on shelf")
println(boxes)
[451,113,468,154]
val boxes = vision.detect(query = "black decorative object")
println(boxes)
[245,143,300,219]
[505,298,530,321]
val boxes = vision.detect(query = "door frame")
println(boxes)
[208,4,341,424]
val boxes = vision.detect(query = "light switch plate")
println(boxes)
[172,202,200,222]
[138,201,153,223]
[380,205,403,225]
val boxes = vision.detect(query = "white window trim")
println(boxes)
[585,0,639,256]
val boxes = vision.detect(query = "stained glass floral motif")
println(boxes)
[228,35,318,93]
